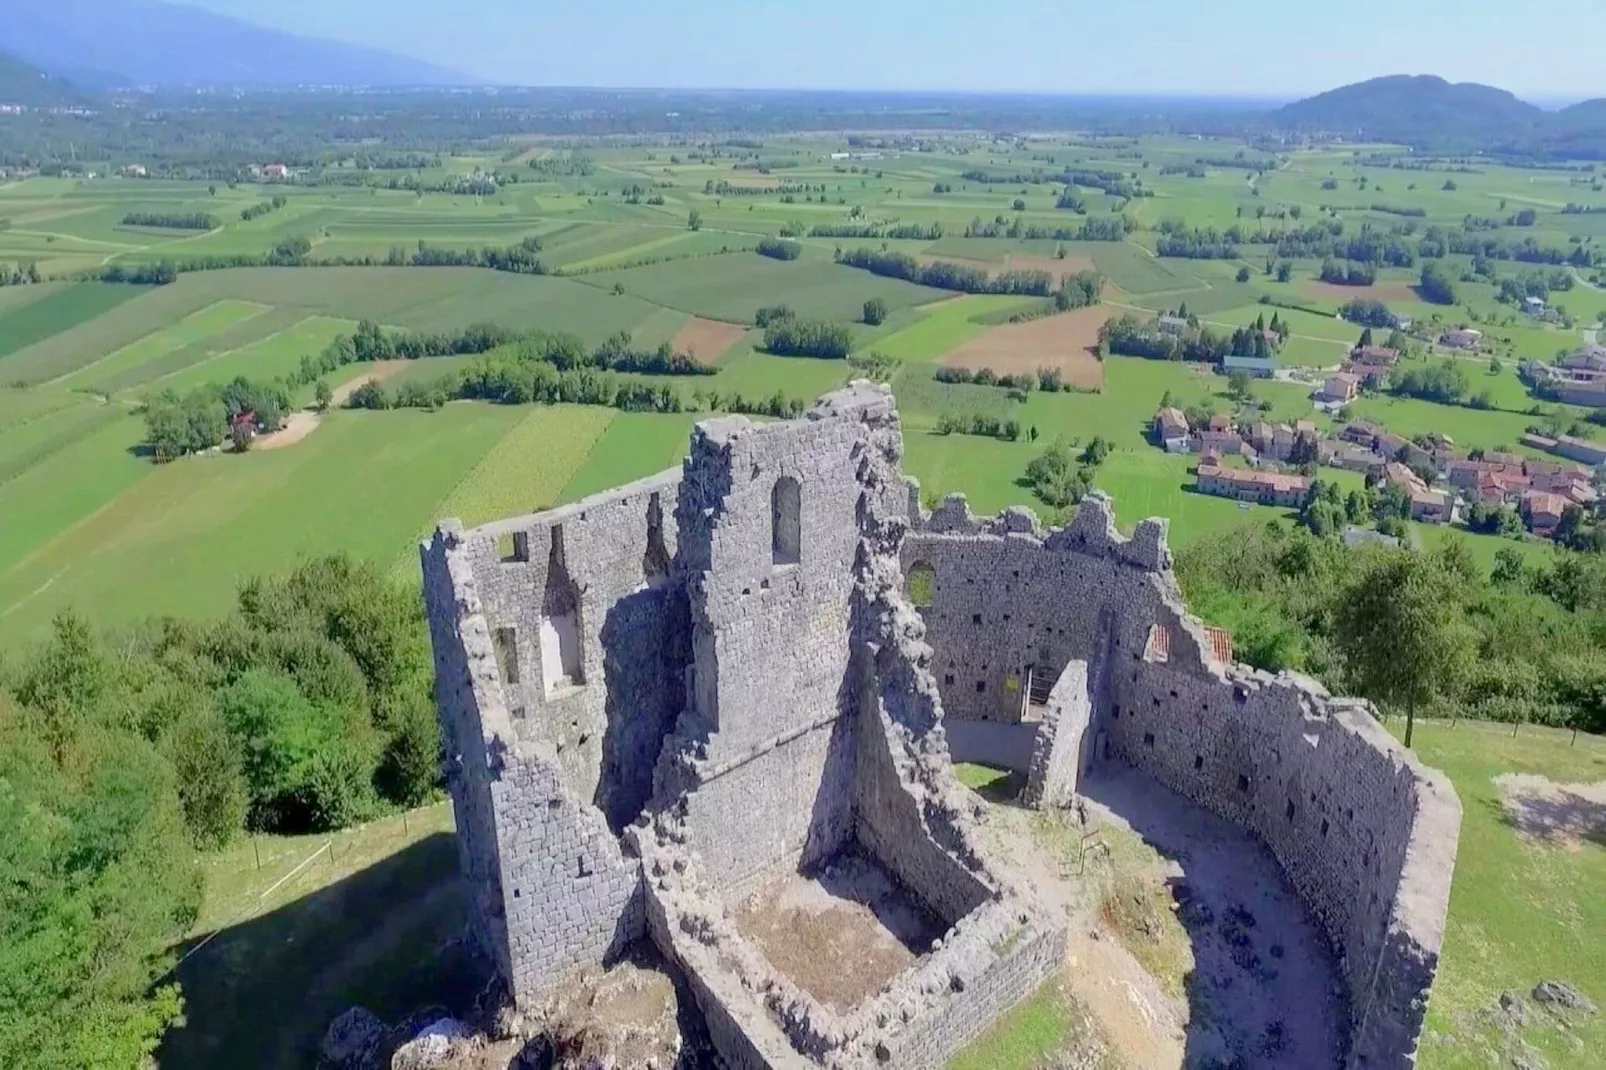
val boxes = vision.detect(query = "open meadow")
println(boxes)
[10,128,1600,641]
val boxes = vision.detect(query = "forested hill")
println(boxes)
[1272,74,1606,157]
[0,0,478,89]
[0,51,83,105]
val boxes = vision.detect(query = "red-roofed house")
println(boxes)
[1522,490,1571,537]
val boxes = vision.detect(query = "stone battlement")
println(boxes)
[421,386,1459,1069]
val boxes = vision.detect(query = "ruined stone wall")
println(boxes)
[461,472,688,834]
[420,524,514,984]
[652,398,893,894]
[420,521,646,1007]
[902,495,1459,1067]
[1022,660,1091,809]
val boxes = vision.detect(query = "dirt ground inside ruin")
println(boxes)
[255,360,410,451]
[968,762,1345,1069]
[939,305,1113,387]
[732,848,947,1012]
[1495,773,1606,852]
[670,317,747,366]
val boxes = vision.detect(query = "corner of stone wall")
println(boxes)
[1337,708,1462,1069]
[1039,492,1170,572]
[420,519,645,1009]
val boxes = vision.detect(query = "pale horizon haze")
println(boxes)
[174,0,1603,101]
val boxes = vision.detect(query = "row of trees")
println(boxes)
[756,237,802,260]
[122,211,218,230]
[1319,258,1378,286]
[761,309,854,359]
[0,555,441,1066]
[239,194,288,221]
[94,235,546,287]
[933,411,1022,441]
[961,214,1132,242]
[352,353,809,421]
[836,247,1055,296]
[1098,312,1281,364]
[805,221,943,240]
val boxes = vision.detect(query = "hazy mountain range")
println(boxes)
[0,0,476,89]
[2,2,1606,159]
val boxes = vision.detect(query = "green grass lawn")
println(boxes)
[1404,721,1606,1070]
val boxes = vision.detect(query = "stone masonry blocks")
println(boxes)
[420,387,1458,1069]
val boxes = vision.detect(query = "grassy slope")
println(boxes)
[1405,721,1605,1070]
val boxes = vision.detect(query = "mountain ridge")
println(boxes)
[1272,74,1606,155]
[0,0,480,88]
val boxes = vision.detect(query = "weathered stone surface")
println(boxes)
[319,1007,388,1070]
[390,1018,474,1070]
[420,386,1462,1070]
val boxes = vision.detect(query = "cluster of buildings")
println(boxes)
[1525,344,1606,408]
[1317,344,1400,406]
[1159,408,1601,539]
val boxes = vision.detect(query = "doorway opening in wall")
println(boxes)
[772,476,801,567]
[1022,658,1055,722]
[542,523,585,696]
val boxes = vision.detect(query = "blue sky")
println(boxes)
[179,0,1600,99]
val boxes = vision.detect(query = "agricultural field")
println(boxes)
[3,132,1605,644]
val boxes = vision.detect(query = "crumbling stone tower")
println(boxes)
[421,384,1461,1069]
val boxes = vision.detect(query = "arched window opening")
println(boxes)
[772,476,801,567]
[906,561,936,607]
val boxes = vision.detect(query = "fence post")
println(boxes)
[253,838,261,871]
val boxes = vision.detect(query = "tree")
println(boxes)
[314,379,333,411]
[0,695,201,1070]
[1236,265,1251,283]
[1419,261,1457,305]
[1227,368,1254,402]
[862,297,888,326]
[1276,261,1293,283]
[688,208,702,231]
[1334,552,1475,747]
[230,419,253,453]
[1358,327,1374,349]
[166,706,248,849]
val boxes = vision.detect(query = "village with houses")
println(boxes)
[1154,322,1606,546]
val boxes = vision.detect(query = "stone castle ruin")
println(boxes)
[420,384,1461,1069]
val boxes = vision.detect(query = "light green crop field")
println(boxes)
[867,295,1037,363]
[56,299,271,390]
[432,404,617,529]
[559,411,699,502]
[154,316,359,395]
[0,406,523,643]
